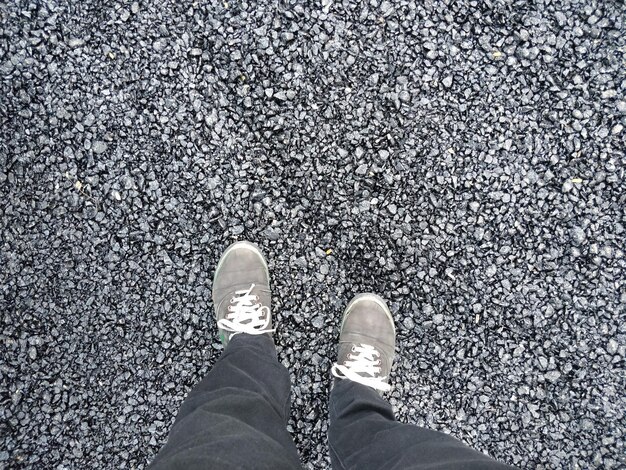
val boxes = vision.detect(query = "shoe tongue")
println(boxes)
[248,285,271,309]
[338,342,393,378]
[214,283,270,318]
[340,332,394,353]
[339,343,379,361]
[217,282,269,302]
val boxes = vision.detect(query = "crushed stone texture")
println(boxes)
[1,1,624,468]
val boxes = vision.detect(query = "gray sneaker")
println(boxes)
[331,294,396,393]
[212,241,274,346]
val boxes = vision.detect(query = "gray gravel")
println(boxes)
[1,1,625,469]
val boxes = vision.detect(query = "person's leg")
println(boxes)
[328,294,518,470]
[149,242,302,470]
[329,380,517,469]
[150,334,301,470]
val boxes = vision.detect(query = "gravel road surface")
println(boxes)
[1,1,624,468]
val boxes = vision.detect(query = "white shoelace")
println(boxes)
[331,343,391,392]
[217,284,274,339]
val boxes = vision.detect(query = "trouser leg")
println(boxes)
[328,379,518,470]
[150,334,302,470]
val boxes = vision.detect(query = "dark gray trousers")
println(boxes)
[150,334,517,470]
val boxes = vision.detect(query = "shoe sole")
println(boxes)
[212,241,269,287]
[340,293,396,335]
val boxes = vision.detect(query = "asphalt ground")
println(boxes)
[1,1,624,468]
